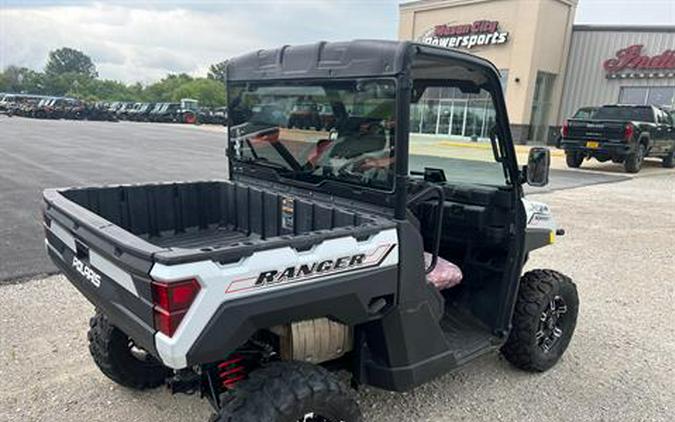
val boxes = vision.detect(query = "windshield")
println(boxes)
[594,106,654,122]
[228,79,397,190]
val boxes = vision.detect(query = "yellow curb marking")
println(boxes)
[436,141,565,157]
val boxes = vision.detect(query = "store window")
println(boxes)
[618,87,648,104]
[647,87,675,107]
[619,86,675,107]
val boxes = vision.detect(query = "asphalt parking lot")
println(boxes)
[0,117,673,422]
[0,115,633,282]
[0,116,230,281]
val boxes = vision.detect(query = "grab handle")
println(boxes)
[407,185,445,274]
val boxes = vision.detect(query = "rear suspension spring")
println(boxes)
[217,354,246,389]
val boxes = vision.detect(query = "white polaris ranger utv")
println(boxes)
[43,40,578,421]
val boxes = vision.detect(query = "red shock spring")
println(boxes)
[218,355,246,389]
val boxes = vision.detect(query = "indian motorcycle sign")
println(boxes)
[419,20,509,50]
[604,45,675,79]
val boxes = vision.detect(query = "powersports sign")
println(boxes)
[420,20,509,50]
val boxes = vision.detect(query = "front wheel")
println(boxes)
[501,269,579,372]
[88,312,171,389]
[214,361,362,422]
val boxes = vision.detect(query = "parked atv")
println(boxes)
[114,102,137,120]
[43,40,579,422]
[150,102,181,122]
[34,97,73,119]
[211,106,228,125]
[62,99,87,120]
[84,102,119,122]
[127,102,155,121]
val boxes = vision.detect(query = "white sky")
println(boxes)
[1,0,674,83]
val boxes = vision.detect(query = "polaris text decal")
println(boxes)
[420,20,509,50]
[72,256,102,287]
[225,244,395,294]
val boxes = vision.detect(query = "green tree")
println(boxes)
[207,60,227,83]
[2,48,230,105]
[45,47,98,79]
[1,66,46,94]
[0,72,7,92]
[43,71,93,96]
[171,78,227,107]
[143,73,193,102]
[67,78,138,102]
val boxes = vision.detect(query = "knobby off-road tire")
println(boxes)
[565,152,584,168]
[88,312,171,389]
[624,143,646,173]
[662,149,675,168]
[214,361,362,422]
[501,270,579,372]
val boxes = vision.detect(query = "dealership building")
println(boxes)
[399,0,675,144]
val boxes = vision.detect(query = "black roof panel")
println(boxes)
[226,40,412,82]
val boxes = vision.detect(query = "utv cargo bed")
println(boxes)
[43,179,397,363]
[44,180,392,265]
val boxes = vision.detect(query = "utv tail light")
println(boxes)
[151,278,200,337]
[561,121,569,138]
[624,124,634,141]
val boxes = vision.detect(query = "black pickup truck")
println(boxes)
[561,104,675,173]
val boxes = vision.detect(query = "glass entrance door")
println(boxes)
[420,99,439,134]
[466,99,489,140]
[437,100,453,134]
[450,100,467,137]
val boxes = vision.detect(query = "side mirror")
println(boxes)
[526,147,550,187]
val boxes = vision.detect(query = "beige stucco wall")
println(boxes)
[399,0,577,139]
